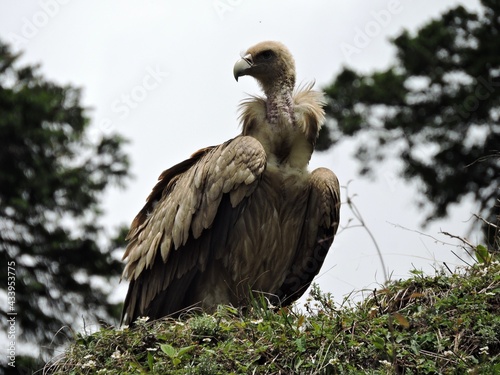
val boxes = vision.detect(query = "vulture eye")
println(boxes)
[259,50,274,60]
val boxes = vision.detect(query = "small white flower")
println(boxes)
[479,346,489,355]
[379,360,391,367]
[443,350,454,357]
[82,360,96,368]
[111,350,122,359]
[136,316,150,323]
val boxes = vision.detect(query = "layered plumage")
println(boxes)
[121,41,340,325]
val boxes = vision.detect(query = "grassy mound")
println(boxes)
[44,261,500,374]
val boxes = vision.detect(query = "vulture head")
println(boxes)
[233,41,296,94]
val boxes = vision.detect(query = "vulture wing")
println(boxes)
[274,167,340,305]
[121,136,267,324]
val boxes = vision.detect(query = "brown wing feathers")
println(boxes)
[121,137,267,323]
[126,146,214,242]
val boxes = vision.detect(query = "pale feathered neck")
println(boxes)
[261,75,295,125]
[239,82,326,148]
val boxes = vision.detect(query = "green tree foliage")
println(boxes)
[0,39,130,370]
[321,0,500,226]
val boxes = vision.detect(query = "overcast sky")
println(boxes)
[1,0,483,313]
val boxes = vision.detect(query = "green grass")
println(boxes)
[43,259,500,374]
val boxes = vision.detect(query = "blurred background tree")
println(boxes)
[319,0,499,242]
[0,39,130,373]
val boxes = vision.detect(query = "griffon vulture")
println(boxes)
[121,41,340,325]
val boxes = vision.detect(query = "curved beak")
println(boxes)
[233,54,253,81]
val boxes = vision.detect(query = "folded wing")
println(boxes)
[121,136,267,324]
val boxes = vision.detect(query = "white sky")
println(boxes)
[0,0,484,318]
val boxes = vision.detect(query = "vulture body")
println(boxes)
[121,41,340,325]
